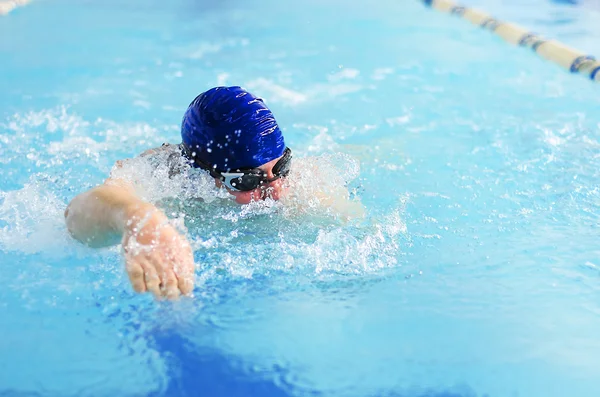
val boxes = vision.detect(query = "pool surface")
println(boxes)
[1,0,600,396]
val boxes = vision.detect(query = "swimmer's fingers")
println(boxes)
[156,246,188,300]
[126,260,146,293]
[162,268,180,300]
[173,242,195,295]
[174,258,195,295]
[176,270,194,295]
[141,259,162,299]
[151,250,180,300]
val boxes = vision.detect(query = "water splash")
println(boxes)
[0,178,70,256]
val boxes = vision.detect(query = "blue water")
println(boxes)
[1,0,600,396]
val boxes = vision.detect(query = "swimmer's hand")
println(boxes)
[122,204,195,300]
[65,177,195,300]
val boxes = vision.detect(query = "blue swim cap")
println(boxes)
[181,86,285,171]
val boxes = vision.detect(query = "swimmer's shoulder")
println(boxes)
[112,143,188,176]
[139,142,184,158]
[143,143,191,176]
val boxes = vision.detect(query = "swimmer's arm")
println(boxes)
[65,177,195,299]
[64,146,166,247]
[282,184,365,220]
[314,189,366,220]
[65,149,195,300]
[64,179,157,248]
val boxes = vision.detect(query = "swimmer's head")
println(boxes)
[181,86,285,172]
[181,86,290,204]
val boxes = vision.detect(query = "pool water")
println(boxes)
[1,0,600,396]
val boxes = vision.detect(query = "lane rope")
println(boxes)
[0,0,30,16]
[421,0,600,82]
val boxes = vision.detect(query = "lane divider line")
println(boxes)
[421,0,600,82]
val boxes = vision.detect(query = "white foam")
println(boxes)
[328,68,360,82]
[0,179,71,256]
[306,83,364,100]
[385,114,411,126]
[133,100,152,109]
[182,38,249,60]
[3,105,90,136]
[107,145,226,205]
[2,106,173,159]
[188,43,223,59]
[217,72,230,86]
[371,67,394,80]
[47,136,108,156]
[293,125,340,154]
[241,77,365,107]
[245,78,308,106]
[279,154,365,222]
[185,207,409,396]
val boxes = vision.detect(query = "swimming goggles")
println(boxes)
[185,146,293,192]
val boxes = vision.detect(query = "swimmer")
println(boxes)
[64,86,363,300]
